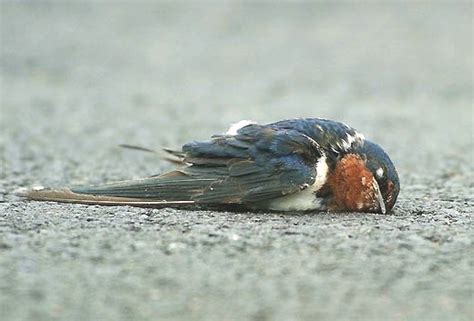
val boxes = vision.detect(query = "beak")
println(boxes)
[373,178,386,214]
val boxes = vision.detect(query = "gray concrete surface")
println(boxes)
[0,2,472,321]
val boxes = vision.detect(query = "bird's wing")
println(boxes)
[178,123,323,204]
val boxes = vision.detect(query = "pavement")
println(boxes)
[0,2,472,321]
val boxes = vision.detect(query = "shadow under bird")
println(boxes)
[21,118,400,213]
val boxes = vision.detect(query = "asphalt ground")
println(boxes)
[0,3,473,321]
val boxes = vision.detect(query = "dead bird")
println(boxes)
[20,118,400,213]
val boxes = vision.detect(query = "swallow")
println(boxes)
[22,118,400,213]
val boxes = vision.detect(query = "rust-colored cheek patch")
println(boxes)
[326,154,376,212]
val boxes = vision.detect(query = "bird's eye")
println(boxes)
[375,167,384,179]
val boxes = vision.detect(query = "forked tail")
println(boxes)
[18,170,216,207]
[19,187,194,206]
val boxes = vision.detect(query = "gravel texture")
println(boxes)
[1,3,472,321]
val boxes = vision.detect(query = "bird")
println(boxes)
[21,118,400,213]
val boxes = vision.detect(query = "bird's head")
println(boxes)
[325,140,400,214]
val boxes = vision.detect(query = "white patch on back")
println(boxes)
[267,155,329,211]
[226,120,257,135]
[339,131,365,151]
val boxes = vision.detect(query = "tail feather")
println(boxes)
[18,187,194,206]
[18,170,216,207]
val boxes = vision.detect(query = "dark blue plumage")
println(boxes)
[23,118,400,213]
